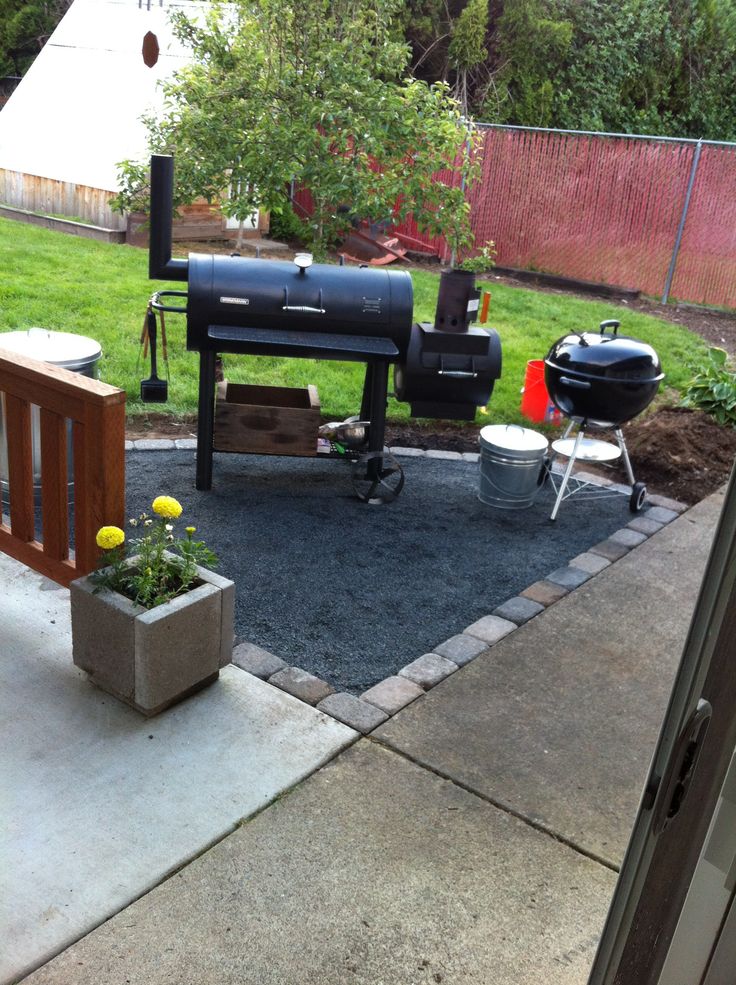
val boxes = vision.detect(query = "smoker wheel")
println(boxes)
[630,482,647,512]
[351,452,405,504]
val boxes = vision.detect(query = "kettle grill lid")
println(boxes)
[545,331,663,382]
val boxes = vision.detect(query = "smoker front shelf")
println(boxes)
[207,325,399,361]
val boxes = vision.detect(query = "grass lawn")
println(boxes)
[0,216,706,426]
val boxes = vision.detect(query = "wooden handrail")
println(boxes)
[0,347,126,586]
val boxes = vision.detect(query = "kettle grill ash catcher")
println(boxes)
[143,155,502,500]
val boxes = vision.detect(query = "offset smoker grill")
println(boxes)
[147,155,501,495]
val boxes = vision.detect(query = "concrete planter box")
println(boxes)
[70,561,234,717]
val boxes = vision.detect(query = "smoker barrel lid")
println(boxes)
[0,328,101,368]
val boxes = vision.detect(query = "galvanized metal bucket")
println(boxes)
[478,424,549,510]
[0,329,102,508]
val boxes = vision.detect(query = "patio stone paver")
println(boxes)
[520,580,569,606]
[317,693,388,733]
[545,565,592,589]
[269,667,334,706]
[398,652,458,689]
[232,641,288,679]
[463,615,516,647]
[433,633,488,666]
[493,596,545,625]
[573,470,613,486]
[425,449,463,460]
[627,516,665,535]
[588,539,631,562]
[644,505,680,524]
[133,438,176,451]
[361,675,424,715]
[609,528,648,548]
[389,446,425,456]
[568,552,611,575]
[646,494,687,513]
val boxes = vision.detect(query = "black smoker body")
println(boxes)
[147,155,501,491]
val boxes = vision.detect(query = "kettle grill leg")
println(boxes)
[550,425,584,521]
[614,428,636,486]
[196,350,216,490]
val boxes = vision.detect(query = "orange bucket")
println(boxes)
[520,359,562,424]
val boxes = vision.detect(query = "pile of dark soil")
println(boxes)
[126,407,735,506]
[619,407,736,504]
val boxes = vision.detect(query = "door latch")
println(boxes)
[651,698,712,835]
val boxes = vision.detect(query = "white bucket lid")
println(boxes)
[480,424,549,452]
[0,328,101,367]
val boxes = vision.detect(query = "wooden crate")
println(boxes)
[213,382,320,457]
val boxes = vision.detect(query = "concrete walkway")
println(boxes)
[0,556,356,985]
[4,489,724,985]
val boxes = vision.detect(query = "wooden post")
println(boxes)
[5,393,34,542]
[40,408,69,562]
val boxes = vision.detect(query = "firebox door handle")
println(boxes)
[437,356,478,379]
[282,287,326,314]
[559,375,591,389]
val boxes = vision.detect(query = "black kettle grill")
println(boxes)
[544,319,663,428]
[543,320,663,519]
[146,155,502,494]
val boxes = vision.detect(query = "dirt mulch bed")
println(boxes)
[126,406,735,507]
[615,407,736,504]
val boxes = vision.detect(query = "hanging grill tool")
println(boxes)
[139,300,169,402]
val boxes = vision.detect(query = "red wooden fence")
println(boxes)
[295,126,736,310]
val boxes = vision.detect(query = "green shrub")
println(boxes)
[458,240,497,273]
[268,203,308,244]
[681,347,736,427]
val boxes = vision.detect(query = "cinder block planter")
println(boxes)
[70,563,234,717]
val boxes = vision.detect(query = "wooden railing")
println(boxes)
[0,348,126,587]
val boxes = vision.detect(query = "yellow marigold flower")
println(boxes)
[186,526,196,536]
[152,495,183,519]
[96,526,125,550]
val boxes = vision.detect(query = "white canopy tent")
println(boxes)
[0,0,219,230]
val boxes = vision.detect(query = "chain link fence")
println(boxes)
[395,125,736,311]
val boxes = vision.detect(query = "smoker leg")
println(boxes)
[196,350,216,491]
[360,363,373,422]
[366,360,389,478]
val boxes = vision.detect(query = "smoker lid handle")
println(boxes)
[151,290,188,314]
